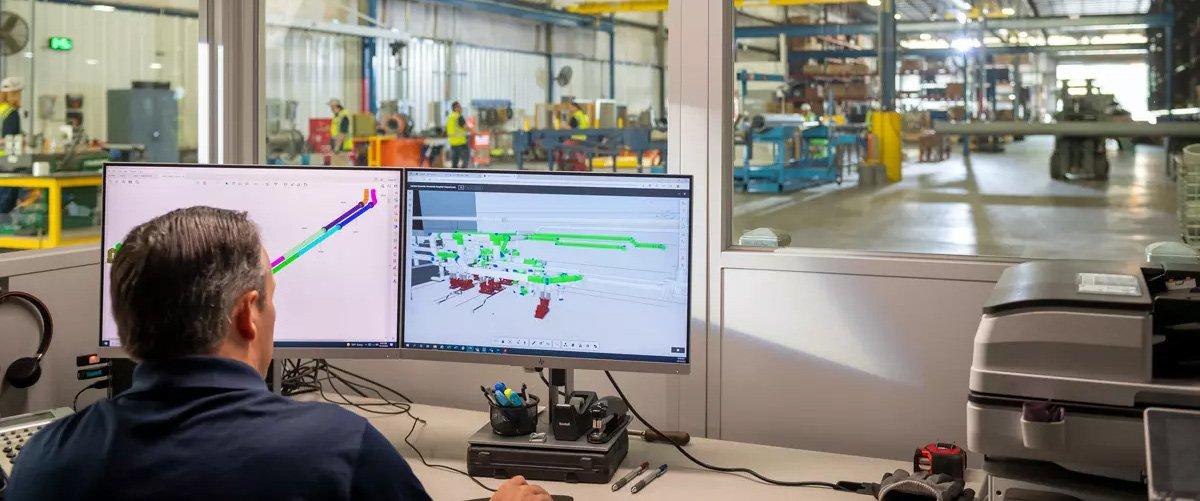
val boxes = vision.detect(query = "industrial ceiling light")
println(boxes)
[91,4,115,12]
[1001,7,1015,16]
[919,33,932,40]
[85,59,99,65]
[149,62,163,70]
[866,0,880,6]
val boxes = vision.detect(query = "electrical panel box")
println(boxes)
[107,88,179,163]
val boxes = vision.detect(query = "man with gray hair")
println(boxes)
[7,206,551,501]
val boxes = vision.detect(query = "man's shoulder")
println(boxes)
[251,395,374,436]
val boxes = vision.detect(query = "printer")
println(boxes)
[968,260,1200,494]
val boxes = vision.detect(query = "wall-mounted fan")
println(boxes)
[0,11,29,57]
[555,65,573,87]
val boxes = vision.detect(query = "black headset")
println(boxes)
[0,291,53,389]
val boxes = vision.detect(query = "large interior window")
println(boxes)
[729,2,1188,262]
[265,0,669,176]
[0,0,198,252]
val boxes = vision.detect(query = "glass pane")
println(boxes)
[0,0,199,252]
[730,4,1183,261]
[265,0,668,174]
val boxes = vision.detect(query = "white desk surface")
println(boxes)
[301,396,985,500]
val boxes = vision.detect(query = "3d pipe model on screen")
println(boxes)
[413,230,668,320]
[271,188,377,274]
[105,188,381,274]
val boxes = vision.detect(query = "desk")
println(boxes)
[305,397,985,500]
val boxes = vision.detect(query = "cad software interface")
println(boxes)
[402,170,691,364]
[101,165,403,349]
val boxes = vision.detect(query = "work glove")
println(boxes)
[865,470,975,501]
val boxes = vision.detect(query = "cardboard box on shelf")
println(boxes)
[992,54,1030,65]
[843,82,869,100]
[787,15,812,25]
[789,37,822,51]
[847,63,871,75]
[825,63,851,76]
[802,64,825,75]
[900,59,925,72]
[948,106,966,121]
[945,83,965,100]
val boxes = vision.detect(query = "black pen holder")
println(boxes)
[488,393,540,436]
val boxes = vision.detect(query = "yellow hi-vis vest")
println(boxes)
[570,110,591,141]
[330,108,354,151]
[0,103,13,155]
[447,111,468,147]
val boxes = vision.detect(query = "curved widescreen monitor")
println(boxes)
[401,169,692,374]
[100,163,403,357]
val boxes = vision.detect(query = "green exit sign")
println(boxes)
[48,37,72,51]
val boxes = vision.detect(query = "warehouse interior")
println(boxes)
[1,0,1197,262]
[1,1,1200,499]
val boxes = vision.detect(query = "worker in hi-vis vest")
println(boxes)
[447,101,471,169]
[327,99,353,153]
[0,76,24,215]
[567,101,590,141]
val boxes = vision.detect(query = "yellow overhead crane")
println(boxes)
[566,0,866,15]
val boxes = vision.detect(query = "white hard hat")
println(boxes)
[1,77,23,93]
[800,103,812,110]
[327,98,342,107]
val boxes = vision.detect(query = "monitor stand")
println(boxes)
[466,368,629,484]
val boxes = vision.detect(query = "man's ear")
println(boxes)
[232,290,261,342]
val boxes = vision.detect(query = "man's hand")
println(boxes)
[490,476,552,501]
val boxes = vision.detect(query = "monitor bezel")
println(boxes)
[398,168,693,375]
[97,162,404,360]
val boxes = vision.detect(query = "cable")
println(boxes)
[301,360,497,494]
[604,371,849,491]
[72,380,109,412]
[402,409,497,493]
[324,362,414,403]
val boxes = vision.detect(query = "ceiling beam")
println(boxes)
[735,12,1170,37]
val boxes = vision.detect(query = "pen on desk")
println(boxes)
[630,464,667,494]
[611,461,650,491]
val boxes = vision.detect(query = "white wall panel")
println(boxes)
[1,1,198,148]
[453,44,546,127]
[266,26,361,134]
[719,268,995,461]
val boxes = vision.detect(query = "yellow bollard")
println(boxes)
[869,110,902,182]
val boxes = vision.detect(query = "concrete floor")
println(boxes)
[732,136,1181,260]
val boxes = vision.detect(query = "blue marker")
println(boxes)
[494,382,507,393]
[494,389,510,406]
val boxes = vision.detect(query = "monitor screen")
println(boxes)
[101,164,403,350]
[402,170,691,368]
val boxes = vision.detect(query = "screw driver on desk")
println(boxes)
[630,464,667,494]
[611,461,650,491]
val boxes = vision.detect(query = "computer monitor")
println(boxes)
[401,169,692,374]
[100,163,403,357]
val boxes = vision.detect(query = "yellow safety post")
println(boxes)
[869,110,902,182]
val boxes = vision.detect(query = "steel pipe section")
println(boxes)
[749,114,819,131]
[932,121,1200,137]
